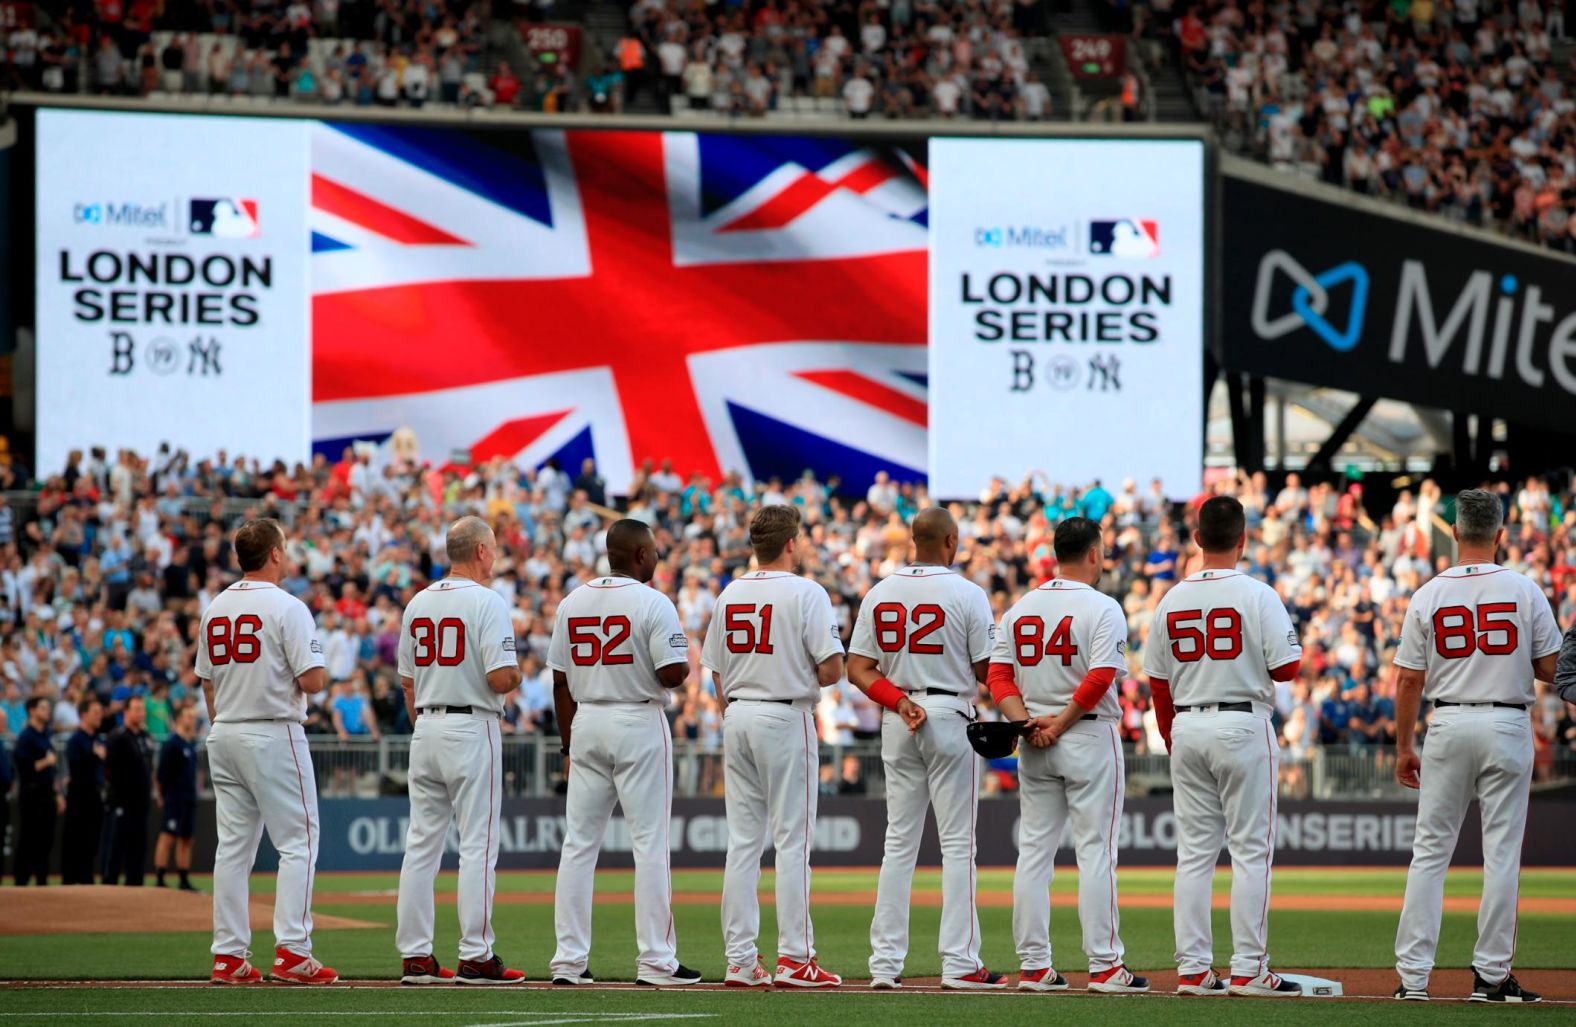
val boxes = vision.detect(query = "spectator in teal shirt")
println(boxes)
[1079,480,1114,521]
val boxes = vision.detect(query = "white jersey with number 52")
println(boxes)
[197,580,325,723]
[1393,563,1561,705]
[547,575,689,703]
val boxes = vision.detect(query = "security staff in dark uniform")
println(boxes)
[62,696,108,884]
[103,694,155,886]
[13,697,61,886]
[1556,622,1576,705]
[0,732,14,880]
[154,705,200,891]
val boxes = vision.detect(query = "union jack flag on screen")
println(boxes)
[308,122,928,495]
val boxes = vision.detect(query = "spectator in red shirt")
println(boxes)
[490,61,520,108]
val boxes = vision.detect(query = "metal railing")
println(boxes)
[177,736,1576,802]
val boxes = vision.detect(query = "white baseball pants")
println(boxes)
[208,720,320,958]
[869,693,985,980]
[1170,708,1279,979]
[1396,706,1533,990]
[396,712,502,962]
[721,698,820,968]
[551,701,678,981]
[1014,717,1127,974]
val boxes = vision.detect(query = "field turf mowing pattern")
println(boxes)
[2,868,1573,1023]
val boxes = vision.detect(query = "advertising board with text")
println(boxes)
[34,109,310,472]
[928,137,1205,499]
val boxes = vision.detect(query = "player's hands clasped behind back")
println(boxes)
[895,696,927,734]
[1026,713,1070,749]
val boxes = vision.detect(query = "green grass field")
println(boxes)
[2,867,1573,1025]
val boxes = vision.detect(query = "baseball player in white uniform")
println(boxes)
[549,519,700,988]
[988,517,1148,994]
[395,516,524,985]
[1392,490,1562,1004]
[847,507,1004,990]
[702,504,845,989]
[199,518,337,986]
[1144,496,1303,998]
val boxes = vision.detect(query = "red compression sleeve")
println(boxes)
[987,662,1022,704]
[866,678,906,712]
[1269,659,1302,682]
[1070,667,1119,711]
[1150,677,1175,751]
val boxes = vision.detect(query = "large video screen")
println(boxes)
[929,137,1206,498]
[33,109,1202,496]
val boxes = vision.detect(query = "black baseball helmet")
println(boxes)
[966,719,1030,759]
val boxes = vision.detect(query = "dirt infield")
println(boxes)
[4,969,1573,1002]
[323,888,1576,915]
[0,885,381,936]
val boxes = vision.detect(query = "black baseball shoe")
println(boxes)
[637,964,702,987]
[1470,970,1540,1003]
[1393,981,1429,1001]
[553,971,595,985]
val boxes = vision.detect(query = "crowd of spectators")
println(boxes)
[2,0,497,108]
[1160,0,1576,251]
[0,443,1573,804]
[618,0,1055,119]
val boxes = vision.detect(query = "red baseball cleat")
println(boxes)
[210,953,262,985]
[401,955,456,985]
[271,947,339,985]
[456,954,526,985]
[774,958,842,988]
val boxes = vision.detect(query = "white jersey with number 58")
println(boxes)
[1141,569,1301,707]
[197,580,325,723]
[1393,563,1561,705]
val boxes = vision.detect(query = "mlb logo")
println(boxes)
[189,198,260,238]
[1090,218,1159,258]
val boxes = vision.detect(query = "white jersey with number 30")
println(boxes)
[1393,563,1562,705]
[1142,569,1301,707]
[197,580,324,723]
[847,566,993,694]
[701,571,843,702]
[991,579,1128,718]
[397,578,518,713]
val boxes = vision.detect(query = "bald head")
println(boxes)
[446,516,495,566]
[911,507,958,565]
[606,518,658,582]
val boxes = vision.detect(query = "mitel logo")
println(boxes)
[189,198,260,238]
[72,201,170,229]
[1089,219,1159,258]
[974,225,1070,249]
[1252,250,1370,352]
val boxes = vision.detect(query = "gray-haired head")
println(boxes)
[1454,489,1504,546]
[446,515,495,565]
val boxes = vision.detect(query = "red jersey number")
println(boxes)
[567,615,634,665]
[724,604,776,654]
[1012,615,1079,666]
[1432,603,1519,660]
[1167,608,1244,663]
[206,615,262,665]
[871,602,946,654]
[410,617,467,667]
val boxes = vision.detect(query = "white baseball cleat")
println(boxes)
[724,959,773,988]
[1228,970,1303,997]
[1018,968,1070,991]
[1176,969,1229,996]
[869,976,902,989]
[1087,965,1151,994]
